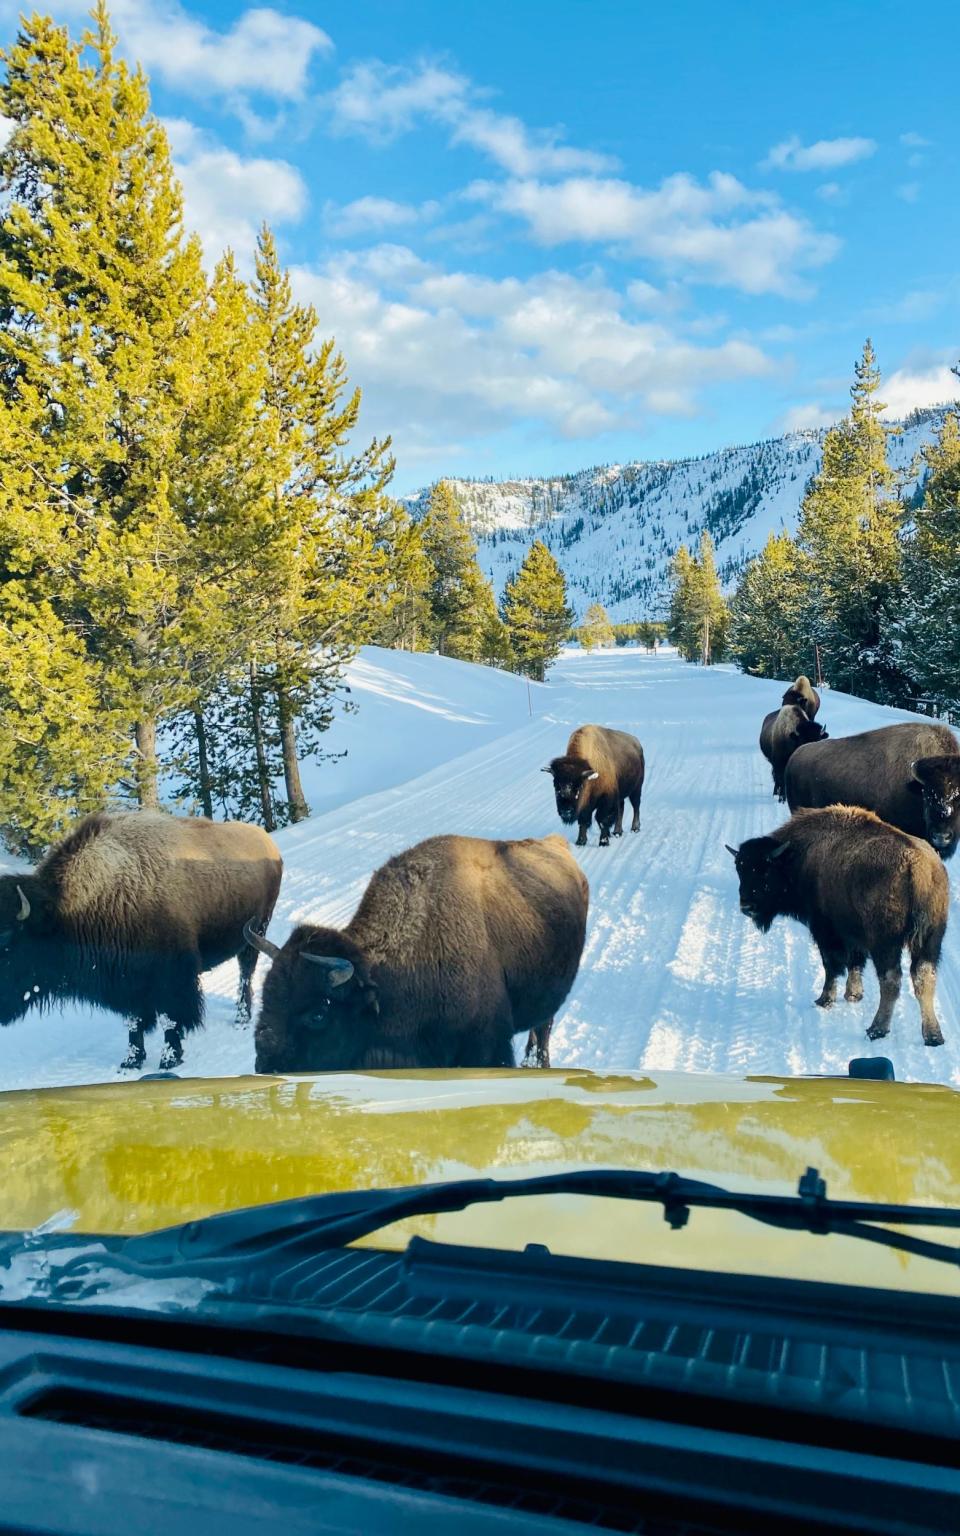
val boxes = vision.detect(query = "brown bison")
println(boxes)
[759,705,828,801]
[0,812,282,1070]
[781,674,821,720]
[249,833,589,1074]
[727,806,948,1046]
[544,724,645,847]
[785,721,960,860]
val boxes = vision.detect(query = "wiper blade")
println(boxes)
[44,1166,960,1292]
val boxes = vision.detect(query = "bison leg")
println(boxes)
[576,815,591,847]
[815,962,842,1010]
[910,958,944,1047]
[629,790,641,832]
[522,1020,552,1068]
[844,954,866,1004]
[158,1023,184,1070]
[867,947,902,1040]
[120,1018,149,1071]
[236,937,259,1025]
[613,799,624,837]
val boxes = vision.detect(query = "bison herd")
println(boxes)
[733,676,960,1050]
[0,680,956,1076]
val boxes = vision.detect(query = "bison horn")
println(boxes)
[15,885,30,922]
[243,918,280,959]
[768,841,790,860]
[724,844,738,859]
[541,766,553,774]
[300,953,355,986]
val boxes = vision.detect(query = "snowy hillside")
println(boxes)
[2,644,960,1093]
[407,408,947,621]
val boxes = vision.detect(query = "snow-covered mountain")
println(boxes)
[407,407,947,621]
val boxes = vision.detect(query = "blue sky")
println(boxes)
[3,0,959,491]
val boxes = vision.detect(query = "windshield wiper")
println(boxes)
[39,1166,960,1290]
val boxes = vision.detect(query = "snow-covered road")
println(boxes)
[3,646,960,1090]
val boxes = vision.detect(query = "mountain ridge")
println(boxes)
[405,405,949,621]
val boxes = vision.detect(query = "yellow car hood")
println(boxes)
[1,1068,958,1296]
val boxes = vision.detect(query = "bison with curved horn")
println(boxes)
[785,720,960,859]
[249,833,589,1074]
[728,806,948,1047]
[543,724,645,847]
[0,812,282,1070]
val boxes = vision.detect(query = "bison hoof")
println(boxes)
[120,1048,146,1071]
[923,1026,945,1048]
[613,828,623,837]
[844,985,864,1004]
[866,1021,890,1041]
[576,835,587,847]
[815,994,835,1010]
[599,837,610,848]
[159,1041,183,1070]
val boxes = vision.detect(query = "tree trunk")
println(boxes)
[277,683,310,823]
[134,718,159,809]
[193,710,214,820]
[249,662,276,832]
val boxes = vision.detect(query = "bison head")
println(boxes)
[543,755,598,825]
[0,876,50,1024]
[725,836,791,933]
[252,924,380,1074]
[794,717,828,748]
[908,756,960,859]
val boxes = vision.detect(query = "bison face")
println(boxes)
[725,837,791,932]
[909,756,960,859]
[254,929,380,1074]
[544,756,598,825]
[0,877,50,1024]
[795,719,828,748]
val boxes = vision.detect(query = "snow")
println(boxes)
[2,643,960,1093]
[407,408,946,621]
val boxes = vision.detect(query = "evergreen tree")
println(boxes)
[501,541,574,680]
[579,603,615,651]
[794,340,906,701]
[418,481,492,659]
[728,532,808,677]
[667,534,729,663]
[0,7,212,810]
[900,405,960,710]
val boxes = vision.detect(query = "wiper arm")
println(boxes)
[46,1166,960,1291]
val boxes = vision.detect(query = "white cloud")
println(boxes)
[326,58,617,176]
[470,173,838,296]
[815,181,845,204]
[779,402,841,433]
[881,362,960,418]
[326,196,440,238]
[289,248,774,468]
[763,134,876,172]
[167,121,307,266]
[900,131,932,148]
[897,181,921,203]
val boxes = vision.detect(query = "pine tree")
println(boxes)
[418,481,493,659]
[729,532,808,677]
[501,541,574,681]
[245,226,396,824]
[900,405,960,710]
[0,7,210,810]
[667,534,729,663]
[795,340,906,702]
[580,603,615,651]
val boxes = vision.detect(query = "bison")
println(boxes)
[727,805,948,1047]
[249,833,589,1074]
[781,674,821,720]
[544,725,645,847]
[759,705,828,801]
[0,812,282,1071]
[785,721,960,860]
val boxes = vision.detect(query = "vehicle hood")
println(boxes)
[1,1068,957,1295]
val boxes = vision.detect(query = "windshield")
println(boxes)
[0,1,958,1306]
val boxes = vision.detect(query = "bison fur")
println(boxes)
[727,805,948,1047]
[544,724,645,847]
